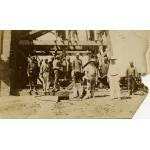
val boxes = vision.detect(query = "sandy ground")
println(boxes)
[0,89,147,119]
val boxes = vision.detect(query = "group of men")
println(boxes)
[27,54,72,95]
[70,53,138,99]
[27,52,139,99]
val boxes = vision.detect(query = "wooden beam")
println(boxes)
[19,40,101,46]
[28,30,51,39]
[16,30,51,40]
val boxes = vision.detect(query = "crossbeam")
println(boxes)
[19,40,101,46]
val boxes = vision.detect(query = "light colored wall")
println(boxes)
[109,30,148,76]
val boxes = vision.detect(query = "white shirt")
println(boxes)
[84,64,97,79]
[108,64,120,77]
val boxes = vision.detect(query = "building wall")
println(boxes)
[109,30,148,76]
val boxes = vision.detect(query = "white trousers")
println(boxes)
[71,83,83,98]
[109,75,121,99]
[42,72,50,92]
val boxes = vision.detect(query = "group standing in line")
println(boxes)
[27,53,139,99]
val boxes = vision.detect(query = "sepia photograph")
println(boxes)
[0,30,149,118]
[1,1,150,150]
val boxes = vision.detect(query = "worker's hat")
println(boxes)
[129,61,134,65]
[87,58,96,65]
[31,56,35,59]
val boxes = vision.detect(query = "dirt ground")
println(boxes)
[0,89,147,119]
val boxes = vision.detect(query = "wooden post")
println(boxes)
[107,30,113,57]
[0,30,11,96]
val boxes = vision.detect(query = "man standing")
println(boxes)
[71,53,83,98]
[83,57,98,99]
[27,56,38,95]
[62,57,67,80]
[66,57,72,81]
[107,56,121,100]
[126,61,138,95]
[48,58,54,89]
[40,59,50,95]
[97,45,103,67]
[99,55,109,89]
[53,55,61,92]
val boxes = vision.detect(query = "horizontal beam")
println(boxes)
[35,50,91,54]
[28,30,51,39]
[19,40,102,46]
[15,30,51,40]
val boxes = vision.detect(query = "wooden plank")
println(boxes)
[19,40,101,46]
[28,30,51,39]
[35,95,69,102]
[33,40,101,46]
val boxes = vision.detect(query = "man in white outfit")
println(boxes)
[107,56,121,100]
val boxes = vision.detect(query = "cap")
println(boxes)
[129,61,134,65]
[86,58,96,65]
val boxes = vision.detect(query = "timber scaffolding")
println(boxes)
[15,30,111,56]
[9,30,111,95]
[0,30,111,96]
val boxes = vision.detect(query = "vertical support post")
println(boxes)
[94,30,97,41]
[1,30,11,61]
[107,30,114,57]
[0,30,11,96]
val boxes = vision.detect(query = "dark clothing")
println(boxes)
[126,66,138,95]
[100,63,109,77]
[99,76,109,88]
[27,61,38,90]
[74,72,83,83]
[99,62,109,88]
[27,61,38,76]
[28,74,37,87]
[62,60,67,79]
[53,69,60,91]
[53,59,61,91]
[67,61,72,80]
[48,61,54,79]
[128,76,136,95]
